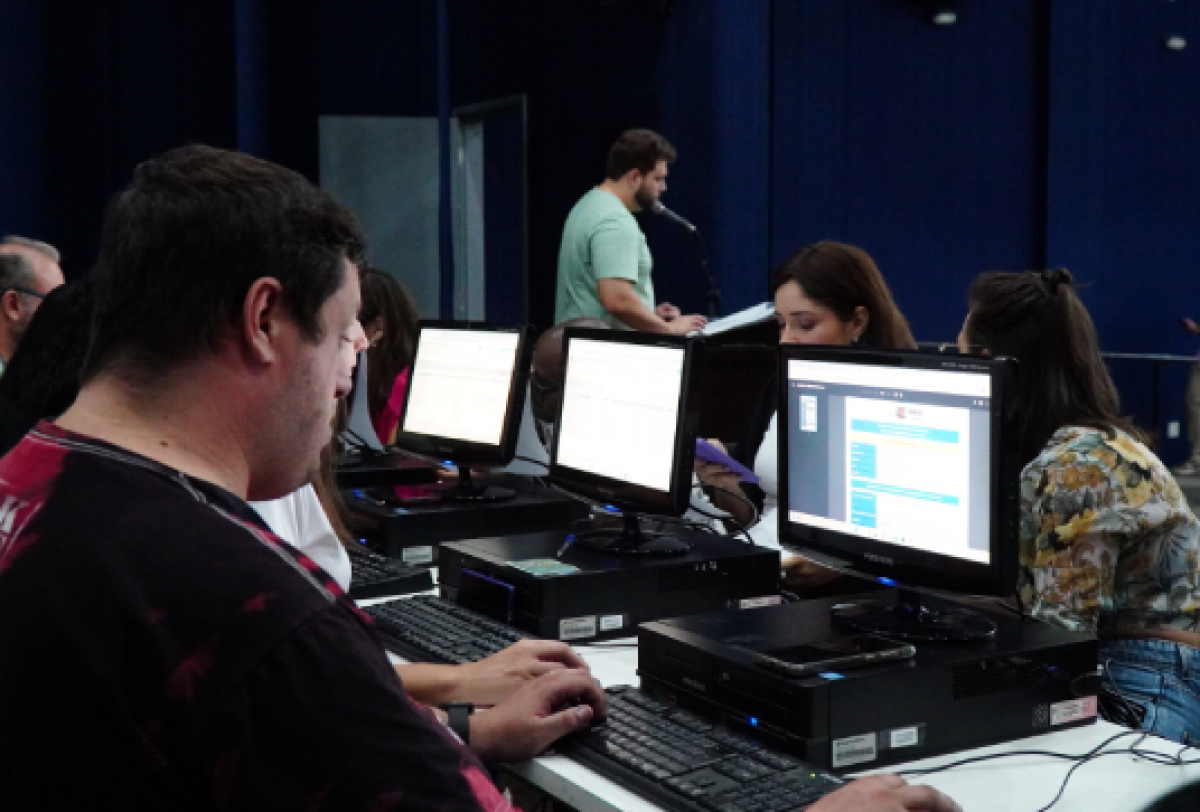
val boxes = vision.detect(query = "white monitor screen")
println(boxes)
[555,338,685,492]
[401,328,521,446]
[784,359,993,565]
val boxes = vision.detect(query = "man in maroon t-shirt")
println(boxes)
[0,145,604,811]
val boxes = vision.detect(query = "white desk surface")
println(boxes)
[367,588,1200,812]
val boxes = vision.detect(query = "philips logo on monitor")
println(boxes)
[863,552,895,567]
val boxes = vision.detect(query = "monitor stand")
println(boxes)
[572,512,692,556]
[438,467,515,503]
[831,588,996,642]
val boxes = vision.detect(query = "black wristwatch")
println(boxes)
[442,702,475,744]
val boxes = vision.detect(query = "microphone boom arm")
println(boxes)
[651,202,722,318]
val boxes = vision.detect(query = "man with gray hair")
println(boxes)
[0,236,65,369]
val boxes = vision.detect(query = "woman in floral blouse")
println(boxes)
[960,268,1200,745]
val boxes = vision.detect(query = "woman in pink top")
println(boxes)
[358,265,421,444]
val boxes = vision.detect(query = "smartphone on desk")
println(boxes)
[752,634,916,678]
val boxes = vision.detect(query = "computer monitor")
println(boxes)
[394,321,533,500]
[777,346,1020,641]
[549,328,705,554]
[341,350,386,453]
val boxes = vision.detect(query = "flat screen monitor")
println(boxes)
[549,328,704,553]
[395,322,533,489]
[341,350,386,453]
[777,346,1019,640]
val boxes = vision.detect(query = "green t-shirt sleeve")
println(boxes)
[589,216,642,283]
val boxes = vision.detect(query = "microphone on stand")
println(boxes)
[649,200,721,318]
[649,201,697,232]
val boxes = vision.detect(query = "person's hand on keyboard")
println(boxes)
[454,640,590,707]
[808,775,962,812]
[468,667,607,763]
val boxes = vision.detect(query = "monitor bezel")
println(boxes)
[776,346,1019,597]
[549,327,704,517]
[393,320,534,467]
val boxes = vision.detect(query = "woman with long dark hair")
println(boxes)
[358,264,421,444]
[698,241,915,583]
[960,268,1200,745]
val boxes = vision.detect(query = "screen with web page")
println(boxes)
[784,358,993,564]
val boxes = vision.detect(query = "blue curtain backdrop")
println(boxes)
[3,0,1199,457]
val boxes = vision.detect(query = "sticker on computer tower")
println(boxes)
[883,725,924,750]
[738,595,783,609]
[509,558,581,577]
[831,733,877,768]
[599,614,626,632]
[402,546,434,565]
[1050,696,1097,726]
[559,615,597,640]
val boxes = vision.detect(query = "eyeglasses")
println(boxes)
[7,287,45,301]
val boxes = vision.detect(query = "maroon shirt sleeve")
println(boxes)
[198,603,515,811]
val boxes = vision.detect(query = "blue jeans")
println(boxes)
[1100,638,1200,745]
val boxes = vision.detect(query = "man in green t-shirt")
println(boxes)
[555,129,706,334]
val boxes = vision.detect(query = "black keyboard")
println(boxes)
[364,595,530,663]
[559,686,845,812]
[347,545,435,600]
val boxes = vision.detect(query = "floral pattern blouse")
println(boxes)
[1019,426,1200,634]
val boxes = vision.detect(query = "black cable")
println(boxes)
[1098,657,1148,729]
[1068,669,1101,697]
[339,428,381,457]
[1033,739,1138,812]
[1032,732,1200,811]
[511,454,550,471]
[701,482,761,529]
[897,730,1143,778]
[684,499,755,546]
[897,730,1200,812]
[344,427,373,448]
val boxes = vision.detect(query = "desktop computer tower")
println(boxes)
[344,485,589,565]
[638,591,1099,772]
[438,528,782,642]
